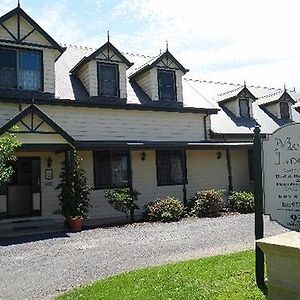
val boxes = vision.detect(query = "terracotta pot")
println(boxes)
[68,217,83,232]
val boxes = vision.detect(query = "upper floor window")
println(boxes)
[239,98,250,117]
[94,150,129,189]
[0,47,42,91]
[158,69,176,101]
[280,102,290,119]
[98,63,119,97]
[156,150,186,186]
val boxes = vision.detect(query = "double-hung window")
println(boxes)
[158,69,176,101]
[0,47,42,91]
[98,63,119,97]
[280,102,290,119]
[94,150,129,189]
[239,98,250,117]
[156,150,186,186]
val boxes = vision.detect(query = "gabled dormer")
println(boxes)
[217,85,257,118]
[0,5,65,96]
[70,40,133,100]
[258,90,296,120]
[128,49,189,103]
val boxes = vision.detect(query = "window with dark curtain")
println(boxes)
[98,63,119,97]
[0,48,17,88]
[156,150,186,185]
[94,150,129,189]
[0,48,42,90]
[19,50,42,91]
[158,69,176,101]
[239,99,250,117]
[280,102,290,119]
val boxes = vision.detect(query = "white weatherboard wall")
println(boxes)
[42,105,206,141]
[77,150,232,222]
[230,149,252,191]
[186,150,229,196]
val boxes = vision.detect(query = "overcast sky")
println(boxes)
[2,0,300,90]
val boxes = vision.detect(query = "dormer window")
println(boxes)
[158,69,176,101]
[239,98,250,117]
[280,102,290,119]
[0,48,42,91]
[98,63,119,97]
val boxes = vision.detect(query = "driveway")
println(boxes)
[0,214,287,300]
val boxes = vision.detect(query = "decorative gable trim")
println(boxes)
[0,5,65,56]
[0,104,74,145]
[70,41,133,74]
[259,90,297,107]
[218,86,257,104]
[129,50,189,79]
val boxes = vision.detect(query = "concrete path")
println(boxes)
[0,214,287,300]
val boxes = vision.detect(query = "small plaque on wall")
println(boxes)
[45,169,53,180]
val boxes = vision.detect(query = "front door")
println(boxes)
[7,157,41,218]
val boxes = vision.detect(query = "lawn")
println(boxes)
[57,250,267,300]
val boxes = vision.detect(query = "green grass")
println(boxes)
[57,250,267,300]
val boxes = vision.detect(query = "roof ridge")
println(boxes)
[60,43,155,59]
[184,77,290,93]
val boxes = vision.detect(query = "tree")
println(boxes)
[55,152,91,219]
[0,131,21,185]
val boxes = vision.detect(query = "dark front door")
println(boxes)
[7,157,41,217]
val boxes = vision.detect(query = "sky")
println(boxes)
[1,0,300,90]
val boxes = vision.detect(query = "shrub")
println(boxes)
[104,188,140,222]
[188,189,223,217]
[228,191,254,213]
[144,196,184,222]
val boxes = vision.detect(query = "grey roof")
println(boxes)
[54,45,300,137]
[257,90,298,106]
[184,79,300,136]
[54,46,215,110]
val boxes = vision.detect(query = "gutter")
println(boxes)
[203,113,209,140]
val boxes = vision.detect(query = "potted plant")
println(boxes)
[55,152,91,232]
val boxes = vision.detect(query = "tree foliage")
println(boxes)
[104,188,140,222]
[0,131,21,185]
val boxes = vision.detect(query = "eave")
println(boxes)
[0,97,219,115]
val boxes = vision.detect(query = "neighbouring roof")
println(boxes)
[184,79,300,136]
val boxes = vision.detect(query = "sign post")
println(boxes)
[253,126,264,287]
[255,122,300,288]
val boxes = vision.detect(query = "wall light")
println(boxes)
[217,151,222,160]
[47,157,52,167]
[141,152,146,161]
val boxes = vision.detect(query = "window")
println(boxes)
[156,150,186,186]
[158,69,176,101]
[98,63,119,97]
[0,47,42,91]
[239,99,250,117]
[94,150,129,189]
[248,149,253,181]
[280,102,290,119]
